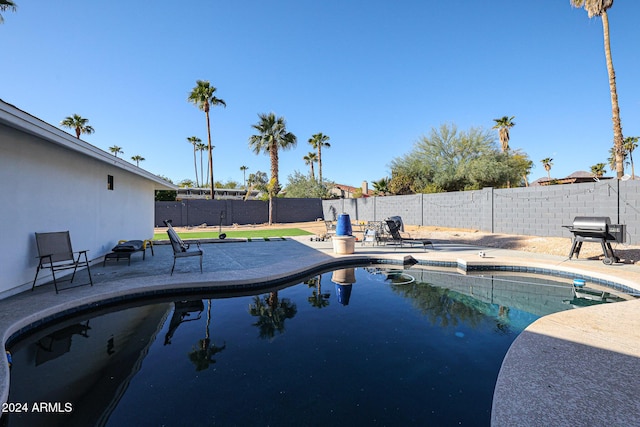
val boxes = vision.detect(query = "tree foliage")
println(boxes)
[0,1,17,24]
[389,123,530,193]
[283,171,333,199]
[60,114,94,139]
[155,175,177,201]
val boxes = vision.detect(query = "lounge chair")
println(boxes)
[32,231,93,294]
[103,240,151,266]
[164,220,203,275]
[385,219,433,251]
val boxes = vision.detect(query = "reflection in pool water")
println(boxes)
[4,266,628,426]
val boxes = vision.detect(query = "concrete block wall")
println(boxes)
[422,189,489,230]
[155,198,323,227]
[375,195,423,225]
[321,180,640,243]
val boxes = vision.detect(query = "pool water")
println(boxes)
[4,266,619,426]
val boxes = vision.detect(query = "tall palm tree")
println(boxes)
[131,155,145,167]
[0,0,17,24]
[571,0,624,178]
[186,136,201,187]
[196,142,208,187]
[188,300,225,371]
[248,113,297,224]
[60,114,94,139]
[492,116,515,152]
[303,152,318,180]
[305,275,330,309]
[540,157,553,182]
[590,162,606,178]
[623,136,638,179]
[308,133,331,184]
[109,145,123,157]
[248,293,297,340]
[188,80,226,194]
[240,165,249,188]
[608,146,627,173]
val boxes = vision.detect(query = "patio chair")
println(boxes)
[361,221,386,246]
[324,220,337,239]
[164,220,203,275]
[32,231,93,294]
[385,219,433,251]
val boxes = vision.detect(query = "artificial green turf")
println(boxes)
[153,228,313,240]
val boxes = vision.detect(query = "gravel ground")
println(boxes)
[162,221,640,265]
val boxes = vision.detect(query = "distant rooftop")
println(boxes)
[531,170,613,186]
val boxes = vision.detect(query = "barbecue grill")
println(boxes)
[563,216,626,265]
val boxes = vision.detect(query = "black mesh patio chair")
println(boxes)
[32,231,93,294]
[385,219,434,251]
[164,220,203,275]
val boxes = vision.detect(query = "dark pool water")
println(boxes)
[4,266,609,426]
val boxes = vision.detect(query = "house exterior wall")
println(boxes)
[1,123,157,297]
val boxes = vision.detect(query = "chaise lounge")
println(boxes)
[385,218,434,251]
[103,239,154,266]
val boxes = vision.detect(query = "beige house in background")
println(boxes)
[0,99,176,298]
[329,181,375,198]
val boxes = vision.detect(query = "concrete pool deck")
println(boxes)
[1,236,639,425]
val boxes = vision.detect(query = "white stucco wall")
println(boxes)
[0,120,171,297]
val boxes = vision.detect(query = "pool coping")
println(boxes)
[1,237,639,425]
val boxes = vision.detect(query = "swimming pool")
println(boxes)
[3,265,627,426]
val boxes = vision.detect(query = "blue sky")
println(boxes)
[3,0,639,187]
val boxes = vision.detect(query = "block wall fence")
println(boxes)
[321,180,640,243]
[155,198,324,227]
[155,181,640,244]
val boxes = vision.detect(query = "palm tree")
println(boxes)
[248,113,297,224]
[590,162,606,178]
[492,116,515,152]
[303,152,318,180]
[196,142,208,187]
[248,293,297,340]
[623,136,638,179]
[308,133,331,184]
[109,145,123,157]
[186,136,201,187]
[608,146,628,173]
[60,114,94,139]
[571,0,624,178]
[540,157,553,182]
[188,80,226,193]
[131,155,145,167]
[372,177,391,196]
[305,275,330,309]
[188,300,225,371]
[0,0,17,24]
[240,165,249,188]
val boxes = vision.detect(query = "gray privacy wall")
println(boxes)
[322,180,640,243]
[155,198,323,227]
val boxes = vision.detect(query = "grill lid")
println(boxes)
[571,216,611,231]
